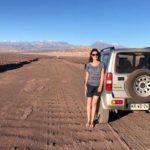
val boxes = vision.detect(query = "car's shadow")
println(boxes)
[0,58,39,73]
[95,110,131,125]
[109,110,131,123]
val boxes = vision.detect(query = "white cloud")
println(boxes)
[98,40,104,42]
[112,42,119,46]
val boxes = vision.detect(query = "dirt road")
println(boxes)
[0,57,149,150]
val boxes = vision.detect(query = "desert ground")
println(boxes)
[0,53,149,150]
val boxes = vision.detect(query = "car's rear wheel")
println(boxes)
[98,100,110,123]
[125,69,150,102]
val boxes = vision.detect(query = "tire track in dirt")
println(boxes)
[43,59,129,150]
[0,59,50,150]
[110,112,150,150]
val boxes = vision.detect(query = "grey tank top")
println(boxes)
[85,62,104,86]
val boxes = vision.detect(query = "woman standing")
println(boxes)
[85,48,104,128]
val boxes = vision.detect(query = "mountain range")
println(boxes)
[91,41,124,49]
[0,40,124,52]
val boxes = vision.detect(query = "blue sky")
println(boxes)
[0,0,150,47]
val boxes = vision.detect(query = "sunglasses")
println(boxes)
[91,53,98,56]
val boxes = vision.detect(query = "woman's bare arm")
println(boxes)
[98,67,104,92]
[99,67,104,87]
[85,71,89,86]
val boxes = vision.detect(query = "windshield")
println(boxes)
[115,52,150,73]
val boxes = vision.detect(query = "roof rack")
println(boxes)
[100,46,115,52]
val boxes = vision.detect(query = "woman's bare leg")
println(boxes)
[91,96,99,127]
[86,97,92,126]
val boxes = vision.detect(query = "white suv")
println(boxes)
[98,47,150,123]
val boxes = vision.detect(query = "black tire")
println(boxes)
[125,69,150,102]
[98,100,110,123]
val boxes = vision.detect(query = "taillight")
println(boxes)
[106,72,112,91]
[112,100,124,105]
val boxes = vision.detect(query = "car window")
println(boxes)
[101,53,110,71]
[115,52,150,73]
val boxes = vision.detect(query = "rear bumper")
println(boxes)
[101,93,150,110]
[123,99,150,111]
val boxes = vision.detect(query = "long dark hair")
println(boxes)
[89,48,101,62]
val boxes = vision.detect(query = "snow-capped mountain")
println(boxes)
[91,40,125,49]
[0,41,77,51]
[0,40,125,52]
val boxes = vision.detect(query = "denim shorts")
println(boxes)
[86,84,101,97]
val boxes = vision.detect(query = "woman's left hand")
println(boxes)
[98,86,102,92]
